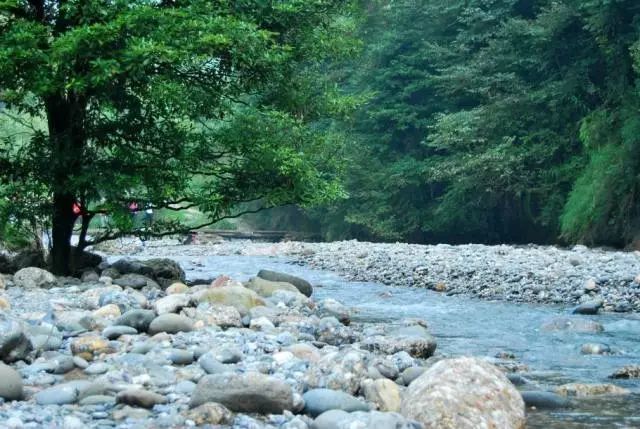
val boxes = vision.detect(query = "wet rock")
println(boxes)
[0,315,33,363]
[115,309,156,332]
[610,365,640,379]
[318,299,351,325]
[541,317,604,333]
[246,277,300,297]
[194,285,266,315]
[113,273,157,289]
[116,388,168,408]
[186,402,234,425]
[581,343,611,355]
[103,325,138,340]
[361,379,401,412]
[573,300,603,315]
[13,267,57,289]
[257,269,313,297]
[153,293,191,314]
[521,391,570,409]
[555,383,629,397]
[0,362,23,400]
[401,357,525,429]
[302,388,369,417]
[148,313,194,335]
[190,372,294,413]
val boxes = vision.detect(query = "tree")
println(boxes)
[0,0,356,274]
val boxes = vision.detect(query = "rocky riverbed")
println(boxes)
[114,239,640,313]
[0,239,638,428]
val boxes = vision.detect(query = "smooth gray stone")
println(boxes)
[573,300,603,315]
[34,380,93,405]
[103,325,138,340]
[521,391,571,409]
[114,310,156,332]
[303,388,369,417]
[257,269,313,297]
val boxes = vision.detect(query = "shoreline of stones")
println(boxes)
[0,244,638,428]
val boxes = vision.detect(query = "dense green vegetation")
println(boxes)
[0,0,356,273]
[289,0,640,247]
[3,0,640,263]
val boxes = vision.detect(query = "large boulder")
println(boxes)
[401,357,525,429]
[194,285,265,315]
[190,372,294,414]
[0,362,23,400]
[257,269,313,297]
[540,317,604,333]
[110,258,185,288]
[13,267,58,289]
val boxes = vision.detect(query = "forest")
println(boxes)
[2,0,640,275]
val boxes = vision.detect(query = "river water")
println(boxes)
[157,252,640,428]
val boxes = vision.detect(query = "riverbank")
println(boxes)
[111,239,640,313]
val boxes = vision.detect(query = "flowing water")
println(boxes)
[161,253,640,428]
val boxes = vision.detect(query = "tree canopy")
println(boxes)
[0,0,357,273]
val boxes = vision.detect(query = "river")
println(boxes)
[111,249,640,428]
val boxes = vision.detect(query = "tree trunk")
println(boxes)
[51,193,76,275]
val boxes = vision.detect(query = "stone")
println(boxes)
[313,410,422,429]
[184,304,243,328]
[0,295,10,310]
[610,365,640,379]
[284,343,321,362]
[521,391,570,409]
[166,282,189,294]
[115,309,156,332]
[70,336,113,361]
[99,290,142,312]
[305,349,369,395]
[81,270,100,282]
[194,285,266,315]
[92,304,121,319]
[148,313,194,335]
[302,388,369,417]
[318,299,350,325]
[250,316,275,331]
[190,372,294,414]
[185,402,234,426]
[198,352,235,375]
[540,317,604,333]
[116,388,168,408]
[113,273,157,289]
[555,383,629,397]
[398,366,426,386]
[584,278,598,292]
[0,315,33,363]
[0,275,5,289]
[401,357,525,429]
[581,343,611,355]
[362,379,401,412]
[245,277,300,297]
[0,362,23,400]
[111,258,185,288]
[113,406,151,421]
[364,324,437,358]
[13,267,57,289]
[13,250,46,271]
[154,293,191,314]
[103,325,138,340]
[79,395,116,406]
[34,380,93,405]
[573,300,603,315]
[168,349,194,365]
[257,269,313,297]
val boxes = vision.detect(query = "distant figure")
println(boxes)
[144,207,153,227]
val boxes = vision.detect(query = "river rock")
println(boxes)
[313,410,421,429]
[401,357,525,429]
[194,285,266,315]
[115,309,156,332]
[92,304,121,319]
[116,388,168,408]
[166,282,189,294]
[111,258,185,288]
[0,315,33,363]
[0,295,10,310]
[305,349,369,395]
[573,300,603,315]
[257,269,313,297]
[361,379,401,412]
[13,267,57,289]
[302,388,369,417]
[318,299,351,325]
[555,383,629,397]
[190,372,294,413]
[610,365,640,379]
[113,273,157,289]
[397,366,426,386]
[364,324,437,358]
[0,362,23,400]
[521,391,570,409]
[186,402,234,426]
[103,325,138,340]
[541,317,604,333]
[183,304,242,328]
[198,352,235,375]
[245,276,300,297]
[34,380,94,405]
[168,349,194,365]
[153,293,191,314]
[70,336,113,361]
[581,343,611,355]
[148,313,194,335]
[79,395,116,406]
